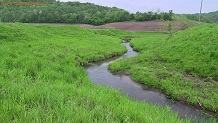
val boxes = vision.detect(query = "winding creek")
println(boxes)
[86,43,216,122]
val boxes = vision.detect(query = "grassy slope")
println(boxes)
[109,24,218,114]
[0,23,186,122]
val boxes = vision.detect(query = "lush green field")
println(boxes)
[0,23,189,122]
[109,24,218,114]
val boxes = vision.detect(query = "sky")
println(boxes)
[60,0,218,14]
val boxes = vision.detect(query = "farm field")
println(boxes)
[109,24,218,115]
[0,23,190,122]
[30,20,197,32]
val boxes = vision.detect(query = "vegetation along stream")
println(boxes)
[86,42,217,122]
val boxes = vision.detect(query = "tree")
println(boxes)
[166,21,173,37]
[0,2,175,25]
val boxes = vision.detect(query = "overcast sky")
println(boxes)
[60,0,218,14]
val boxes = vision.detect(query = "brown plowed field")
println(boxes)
[29,21,197,32]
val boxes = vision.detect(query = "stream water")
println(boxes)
[86,43,216,122]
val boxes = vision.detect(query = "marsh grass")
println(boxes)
[0,23,188,122]
[109,25,218,115]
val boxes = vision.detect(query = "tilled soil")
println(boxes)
[89,21,197,31]
[29,21,197,32]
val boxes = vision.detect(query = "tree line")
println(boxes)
[202,11,218,23]
[182,10,218,23]
[0,2,174,25]
[184,14,212,23]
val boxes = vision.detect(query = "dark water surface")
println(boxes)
[86,43,216,122]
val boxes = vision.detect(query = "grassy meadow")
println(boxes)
[109,24,218,114]
[0,23,190,122]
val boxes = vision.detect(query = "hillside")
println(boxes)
[0,23,187,122]
[109,24,218,114]
[185,14,212,23]
[182,11,218,23]
[0,2,173,25]
[202,11,218,23]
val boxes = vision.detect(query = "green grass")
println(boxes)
[109,24,218,114]
[0,23,188,122]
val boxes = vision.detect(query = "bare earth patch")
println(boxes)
[28,21,197,32]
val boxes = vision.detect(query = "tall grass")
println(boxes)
[0,23,187,122]
[109,25,218,114]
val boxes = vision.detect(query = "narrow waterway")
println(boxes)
[86,43,216,122]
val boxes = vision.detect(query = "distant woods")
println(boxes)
[134,10,174,21]
[182,11,218,23]
[0,2,174,25]
[185,14,212,23]
[202,11,218,23]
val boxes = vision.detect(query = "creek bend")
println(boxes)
[86,43,215,122]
